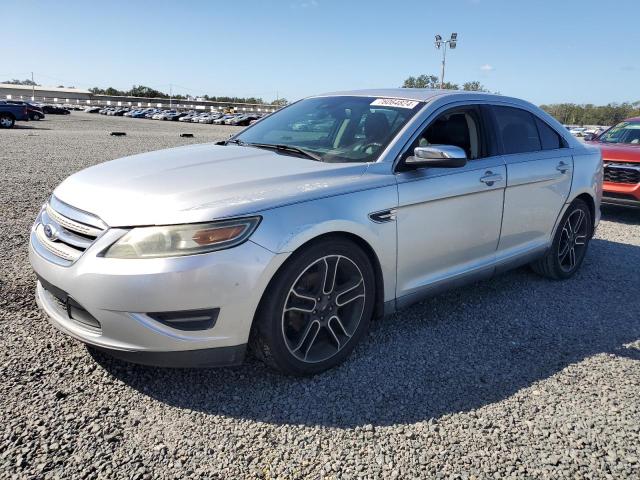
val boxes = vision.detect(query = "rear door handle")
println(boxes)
[556,161,570,173]
[480,171,503,186]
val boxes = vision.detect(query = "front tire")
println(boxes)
[0,114,15,128]
[531,199,592,280]
[252,237,375,375]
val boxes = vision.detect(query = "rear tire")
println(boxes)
[252,237,375,376]
[531,199,592,280]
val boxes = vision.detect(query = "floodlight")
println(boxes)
[434,34,442,49]
[450,32,457,49]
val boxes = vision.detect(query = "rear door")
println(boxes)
[489,105,573,266]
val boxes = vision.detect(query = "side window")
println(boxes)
[492,106,541,154]
[535,117,565,150]
[411,107,485,160]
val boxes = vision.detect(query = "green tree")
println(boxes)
[402,74,458,89]
[3,78,40,86]
[402,74,439,88]
[539,102,640,126]
[463,81,488,92]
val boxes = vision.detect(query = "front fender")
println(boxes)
[250,186,398,303]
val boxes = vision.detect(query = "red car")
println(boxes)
[586,117,640,207]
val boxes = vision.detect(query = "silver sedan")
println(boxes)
[29,89,602,375]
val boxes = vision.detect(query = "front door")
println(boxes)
[394,105,506,305]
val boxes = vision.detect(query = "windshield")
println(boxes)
[597,121,640,145]
[233,96,424,163]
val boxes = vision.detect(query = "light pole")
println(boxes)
[434,33,458,89]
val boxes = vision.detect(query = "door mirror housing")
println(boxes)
[405,145,468,168]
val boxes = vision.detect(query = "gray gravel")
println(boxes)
[1,112,639,479]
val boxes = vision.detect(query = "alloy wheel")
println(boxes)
[557,208,588,272]
[281,255,366,363]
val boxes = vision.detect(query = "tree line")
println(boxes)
[6,75,639,124]
[2,78,40,86]
[88,85,281,105]
[539,103,640,127]
[402,74,489,92]
[402,74,639,126]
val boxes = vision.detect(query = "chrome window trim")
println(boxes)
[388,99,498,172]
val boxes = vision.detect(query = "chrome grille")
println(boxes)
[603,162,640,184]
[31,197,107,266]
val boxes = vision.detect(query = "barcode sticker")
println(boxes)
[370,98,419,109]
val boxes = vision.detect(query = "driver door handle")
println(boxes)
[480,171,503,186]
[556,161,570,173]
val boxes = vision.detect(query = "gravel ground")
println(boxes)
[1,113,639,479]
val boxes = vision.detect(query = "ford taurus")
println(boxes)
[29,89,603,375]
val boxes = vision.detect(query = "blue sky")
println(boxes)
[2,0,638,105]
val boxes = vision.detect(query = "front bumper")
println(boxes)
[602,181,640,207]
[30,236,288,366]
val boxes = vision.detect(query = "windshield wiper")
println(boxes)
[220,139,323,162]
[220,138,246,146]
[243,142,323,162]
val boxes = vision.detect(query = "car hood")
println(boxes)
[588,142,640,163]
[53,144,387,227]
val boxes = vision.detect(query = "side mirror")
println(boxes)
[405,145,467,168]
[583,133,595,142]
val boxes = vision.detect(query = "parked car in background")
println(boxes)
[585,117,640,207]
[179,112,198,122]
[0,100,30,128]
[200,113,224,124]
[7,100,45,120]
[229,114,260,126]
[131,109,152,118]
[191,112,210,123]
[213,114,235,125]
[569,127,586,137]
[166,112,188,121]
[29,89,601,374]
[84,107,101,113]
[42,105,71,115]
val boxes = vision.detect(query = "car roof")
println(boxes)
[313,88,506,102]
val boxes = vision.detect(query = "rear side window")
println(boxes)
[492,106,541,154]
[535,117,565,150]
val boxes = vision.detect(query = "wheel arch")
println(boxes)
[252,230,386,339]
[551,191,597,244]
[574,192,596,230]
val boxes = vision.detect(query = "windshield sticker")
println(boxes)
[370,98,419,109]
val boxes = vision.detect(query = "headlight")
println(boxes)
[103,216,261,259]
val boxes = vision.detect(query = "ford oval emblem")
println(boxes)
[43,224,58,241]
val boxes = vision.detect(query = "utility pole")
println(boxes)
[434,33,458,89]
[31,72,35,101]
[169,84,173,109]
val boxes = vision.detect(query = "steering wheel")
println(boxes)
[359,142,383,153]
